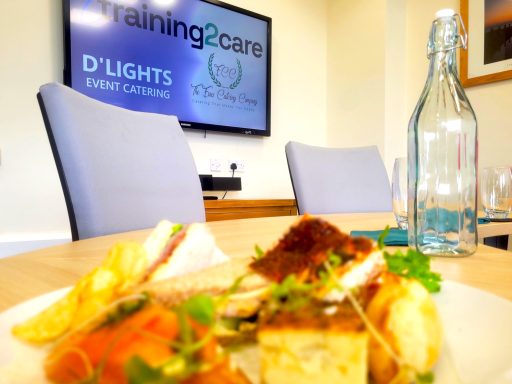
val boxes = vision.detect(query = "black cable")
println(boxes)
[222,164,237,199]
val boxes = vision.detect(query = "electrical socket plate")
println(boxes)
[210,158,222,172]
[228,159,245,172]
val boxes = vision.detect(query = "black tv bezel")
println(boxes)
[62,0,272,137]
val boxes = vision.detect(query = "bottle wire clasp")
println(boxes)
[427,13,468,58]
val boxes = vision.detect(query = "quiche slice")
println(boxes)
[258,302,368,384]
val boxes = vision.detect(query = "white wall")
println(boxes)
[0,0,328,242]
[384,0,407,172]
[0,1,69,241]
[326,0,386,157]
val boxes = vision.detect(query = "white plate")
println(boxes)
[0,288,69,383]
[0,282,511,383]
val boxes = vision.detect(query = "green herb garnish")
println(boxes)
[271,274,314,299]
[171,223,183,235]
[317,252,343,290]
[172,295,215,354]
[384,248,442,293]
[267,274,316,313]
[254,244,265,260]
[416,371,435,383]
[327,251,343,268]
[377,226,391,249]
[125,356,173,384]
[101,293,149,327]
[181,294,215,326]
[124,293,216,383]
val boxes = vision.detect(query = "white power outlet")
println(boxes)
[210,158,222,172]
[228,159,245,172]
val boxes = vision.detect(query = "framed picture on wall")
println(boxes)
[461,0,512,87]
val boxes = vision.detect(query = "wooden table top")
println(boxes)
[1,212,511,312]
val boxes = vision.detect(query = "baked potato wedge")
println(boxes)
[366,274,443,383]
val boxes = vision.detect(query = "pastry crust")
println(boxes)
[138,257,269,308]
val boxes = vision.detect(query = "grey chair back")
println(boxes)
[38,82,205,240]
[285,141,392,215]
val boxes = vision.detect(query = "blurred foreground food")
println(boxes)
[12,222,228,344]
[10,216,443,383]
[44,298,250,383]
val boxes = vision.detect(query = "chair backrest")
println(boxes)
[38,82,205,240]
[285,141,392,215]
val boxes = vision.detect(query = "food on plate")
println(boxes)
[44,295,249,384]
[12,242,147,344]
[142,220,229,282]
[139,215,442,382]
[12,221,228,344]
[366,273,443,384]
[249,214,382,287]
[139,257,268,310]
[248,216,442,383]
[10,215,444,383]
[145,215,385,325]
[258,300,368,384]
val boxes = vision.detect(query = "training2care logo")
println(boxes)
[208,53,242,89]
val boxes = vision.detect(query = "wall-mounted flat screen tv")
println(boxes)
[63,0,272,136]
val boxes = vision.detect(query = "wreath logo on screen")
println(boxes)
[208,53,242,89]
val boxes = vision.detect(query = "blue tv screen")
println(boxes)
[63,0,272,136]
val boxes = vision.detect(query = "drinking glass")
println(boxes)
[481,166,512,219]
[392,157,408,229]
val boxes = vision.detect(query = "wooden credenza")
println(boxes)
[204,199,297,221]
